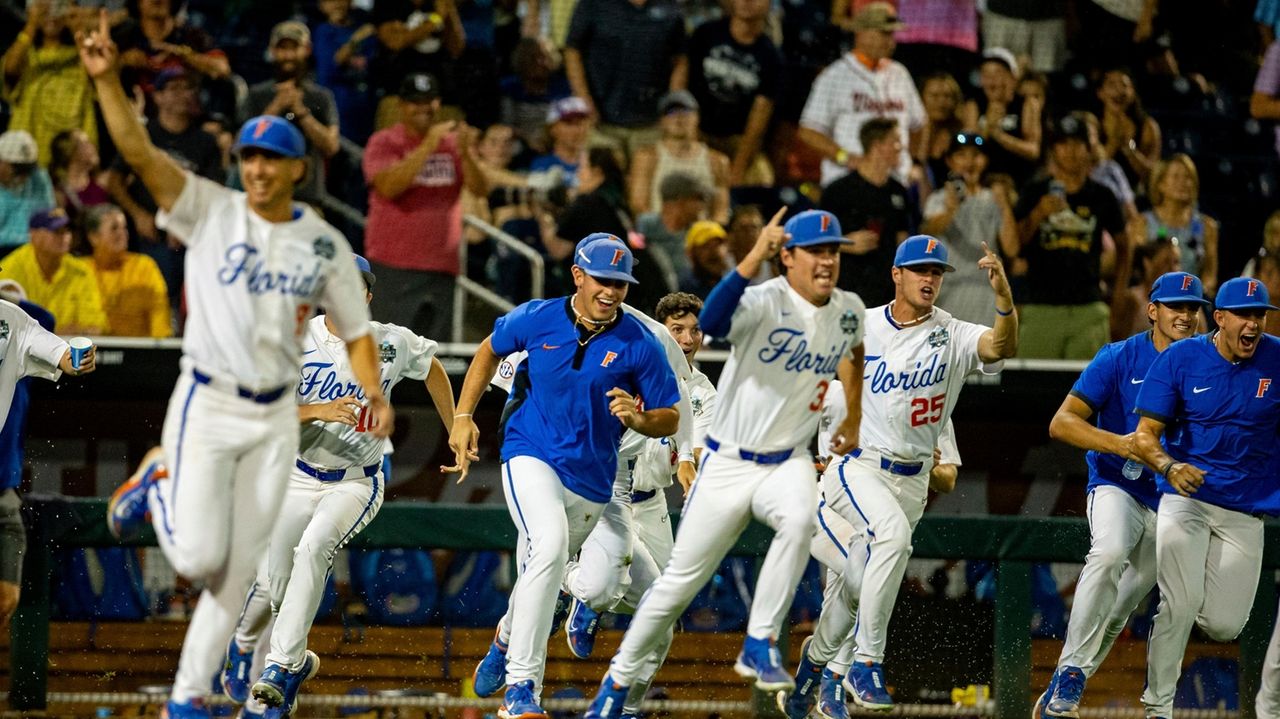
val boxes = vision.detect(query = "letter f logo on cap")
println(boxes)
[820,214,831,233]
[1248,280,1260,297]
[611,249,625,266]
[925,238,938,254]
[1182,275,1195,291]
[253,118,272,139]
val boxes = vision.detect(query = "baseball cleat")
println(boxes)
[566,598,601,659]
[1032,669,1061,719]
[549,591,571,636]
[107,457,166,541]
[220,637,254,703]
[252,650,319,714]
[1045,666,1085,718]
[498,679,548,719]
[161,699,211,718]
[778,636,822,719]
[584,674,629,719]
[473,629,509,698]
[847,661,893,711]
[815,669,848,719]
[237,695,283,719]
[733,635,794,692]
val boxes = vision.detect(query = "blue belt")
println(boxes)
[631,489,658,503]
[296,459,380,483]
[192,369,287,404]
[705,437,793,465]
[851,448,924,477]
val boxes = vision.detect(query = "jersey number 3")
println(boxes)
[809,380,829,412]
[910,393,945,427]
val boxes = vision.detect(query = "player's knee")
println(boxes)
[773,509,816,542]
[1199,612,1248,642]
[169,545,226,579]
[874,518,913,555]
[1084,543,1129,573]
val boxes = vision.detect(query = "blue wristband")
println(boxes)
[995,306,1014,317]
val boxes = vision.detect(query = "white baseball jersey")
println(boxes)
[632,367,717,492]
[0,299,68,434]
[296,315,438,469]
[157,172,371,392]
[817,379,961,466]
[800,54,926,186]
[856,303,1000,464]
[710,277,865,452]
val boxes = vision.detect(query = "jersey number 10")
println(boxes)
[355,404,375,433]
[910,393,946,427]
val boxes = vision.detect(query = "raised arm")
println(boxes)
[976,242,1018,362]
[77,10,186,212]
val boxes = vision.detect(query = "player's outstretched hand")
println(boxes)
[978,242,1013,298]
[312,396,362,426]
[607,387,641,429]
[829,417,859,456]
[76,9,119,80]
[58,347,96,376]
[366,394,395,439]
[747,206,789,263]
[1166,461,1205,496]
[676,460,696,495]
[444,415,480,483]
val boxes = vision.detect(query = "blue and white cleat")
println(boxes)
[251,650,319,715]
[777,636,822,719]
[733,635,794,692]
[107,455,166,541]
[584,674,629,719]
[220,637,254,703]
[161,699,211,719]
[499,679,548,719]
[566,598,601,659]
[846,661,893,711]
[815,669,848,719]
[549,591,571,636]
[473,629,509,698]
[1045,665,1086,718]
[1032,668,1061,719]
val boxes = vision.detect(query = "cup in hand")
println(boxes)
[69,337,94,371]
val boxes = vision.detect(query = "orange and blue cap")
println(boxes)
[233,115,306,159]
[354,254,376,289]
[574,233,637,284]
[1216,277,1278,311]
[894,235,956,272]
[1148,272,1208,306]
[783,210,850,249]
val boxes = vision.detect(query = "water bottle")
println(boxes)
[1122,459,1143,480]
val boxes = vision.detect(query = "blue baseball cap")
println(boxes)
[783,210,850,249]
[28,208,70,231]
[894,235,956,272]
[233,115,306,159]
[574,234,637,284]
[1148,271,1208,306]
[354,254,376,288]
[1215,277,1279,312]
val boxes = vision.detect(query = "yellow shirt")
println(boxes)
[3,44,97,167]
[90,252,172,338]
[0,244,108,333]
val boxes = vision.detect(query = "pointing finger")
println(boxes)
[767,206,788,227]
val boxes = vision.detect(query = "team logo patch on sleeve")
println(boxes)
[312,236,336,260]
[379,342,397,363]
[0,320,8,341]
[927,327,950,348]
[840,310,859,335]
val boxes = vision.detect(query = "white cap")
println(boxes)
[0,130,37,164]
[982,47,1019,77]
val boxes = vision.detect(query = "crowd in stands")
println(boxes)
[0,0,1277,357]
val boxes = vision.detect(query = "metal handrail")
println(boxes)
[453,214,546,342]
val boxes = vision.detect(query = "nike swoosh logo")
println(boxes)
[303,349,318,355]
[1193,386,1212,394]
[542,343,561,350]
[1130,378,1143,384]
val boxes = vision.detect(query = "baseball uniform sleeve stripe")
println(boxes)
[700,270,750,338]
[1068,389,1102,414]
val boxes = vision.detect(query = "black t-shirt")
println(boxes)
[239,78,339,200]
[566,0,686,127]
[819,172,917,307]
[371,0,447,95]
[112,122,223,215]
[976,95,1035,186]
[1014,177,1125,305]
[686,18,782,138]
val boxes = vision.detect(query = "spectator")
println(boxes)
[1014,114,1129,358]
[462,123,526,249]
[103,67,221,310]
[0,209,107,334]
[1079,111,1138,222]
[725,203,771,283]
[363,72,486,340]
[1129,154,1219,294]
[1251,39,1280,161]
[922,132,1019,324]
[798,2,925,187]
[679,219,731,297]
[371,0,466,123]
[1258,252,1280,331]
[636,172,711,280]
[313,0,378,144]
[564,0,687,159]
[82,203,170,338]
[979,0,1066,74]
[686,0,782,186]
[2,1,97,167]
[530,96,594,184]
[961,48,1041,188]
[1112,235,1183,338]
[1095,67,1160,187]
[238,21,341,205]
[912,72,965,189]
[1243,210,1280,279]
[0,130,55,250]
[628,91,729,223]
[114,0,230,92]
[819,116,916,307]
[881,0,980,81]
[49,129,109,218]
[499,37,572,154]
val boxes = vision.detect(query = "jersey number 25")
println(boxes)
[910,393,945,427]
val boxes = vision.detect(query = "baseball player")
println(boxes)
[776,235,1016,716]
[0,295,97,629]
[1132,277,1280,719]
[1034,272,1209,719]
[584,208,867,719]
[83,13,392,718]
[209,256,455,717]
[447,234,681,719]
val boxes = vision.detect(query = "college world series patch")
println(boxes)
[840,310,859,336]
[312,236,336,260]
[0,320,8,341]
[379,342,397,363]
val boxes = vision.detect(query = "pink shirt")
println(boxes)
[868,0,978,52]
[362,124,464,274]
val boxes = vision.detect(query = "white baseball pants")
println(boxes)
[808,497,864,676]
[620,490,676,715]
[607,449,816,685]
[149,368,299,703]
[565,464,637,611]
[1257,597,1280,719]
[501,456,605,689]
[264,467,383,669]
[1142,494,1263,717]
[1057,485,1157,675]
